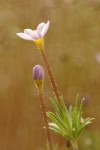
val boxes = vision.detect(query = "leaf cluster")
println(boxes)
[47,95,94,142]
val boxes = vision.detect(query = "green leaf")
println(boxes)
[77,117,94,137]
[77,98,84,129]
[47,111,68,135]
[50,97,72,133]
[48,123,66,136]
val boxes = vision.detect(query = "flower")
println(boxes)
[17,21,50,41]
[16,21,50,49]
[33,65,45,80]
[33,65,45,89]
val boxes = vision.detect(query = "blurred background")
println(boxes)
[0,0,100,149]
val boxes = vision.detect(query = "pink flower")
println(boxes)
[16,21,50,41]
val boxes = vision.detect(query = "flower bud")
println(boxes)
[33,65,45,90]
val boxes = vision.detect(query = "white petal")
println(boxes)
[37,22,45,32]
[16,33,33,40]
[30,30,42,40]
[41,21,50,37]
[24,29,33,36]
[24,29,42,40]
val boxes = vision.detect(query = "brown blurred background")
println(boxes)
[0,0,100,149]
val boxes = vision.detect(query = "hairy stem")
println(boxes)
[38,88,53,150]
[40,49,62,106]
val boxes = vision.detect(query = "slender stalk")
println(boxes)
[40,49,62,106]
[38,88,53,150]
[71,141,79,150]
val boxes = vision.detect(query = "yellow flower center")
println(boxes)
[34,38,44,50]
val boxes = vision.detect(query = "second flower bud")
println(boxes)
[33,65,45,90]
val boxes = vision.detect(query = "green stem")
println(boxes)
[71,141,79,150]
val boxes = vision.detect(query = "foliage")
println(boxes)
[47,95,94,144]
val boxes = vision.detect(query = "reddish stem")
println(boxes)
[40,49,62,106]
[38,88,53,150]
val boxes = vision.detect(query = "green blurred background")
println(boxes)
[0,0,100,149]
